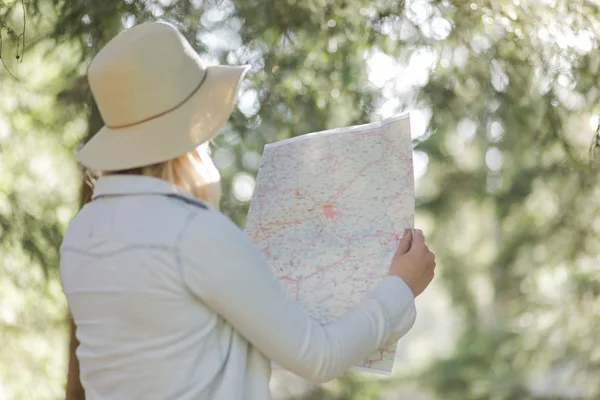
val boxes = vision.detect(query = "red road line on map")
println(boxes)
[365,348,396,363]
[253,131,411,325]
[328,141,388,200]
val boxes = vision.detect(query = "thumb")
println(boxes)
[396,229,412,255]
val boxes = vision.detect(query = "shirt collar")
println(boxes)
[92,175,210,209]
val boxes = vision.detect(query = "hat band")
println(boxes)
[105,70,209,130]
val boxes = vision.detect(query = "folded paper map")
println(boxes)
[244,113,414,375]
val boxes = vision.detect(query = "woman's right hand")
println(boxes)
[389,229,436,297]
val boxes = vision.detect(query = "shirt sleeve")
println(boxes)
[178,211,417,383]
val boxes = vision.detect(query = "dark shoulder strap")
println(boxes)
[163,193,208,210]
[92,193,208,210]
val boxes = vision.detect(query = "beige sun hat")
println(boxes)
[77,21,250,171]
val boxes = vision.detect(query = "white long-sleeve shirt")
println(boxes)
[59,175,417,400]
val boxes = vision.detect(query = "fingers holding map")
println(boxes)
[244,113,414,375]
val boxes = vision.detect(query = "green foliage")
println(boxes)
[0,6,83,396]
[402,1,600,398]
[284,374,391,399]
[1,0,599,399]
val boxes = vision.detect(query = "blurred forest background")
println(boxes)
[1,0,600,399]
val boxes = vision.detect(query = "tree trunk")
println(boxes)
[65,316,85,400]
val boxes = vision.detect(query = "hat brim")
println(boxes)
[77,64,250,172]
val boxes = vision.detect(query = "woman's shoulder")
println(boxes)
[179,207,261,261]
[183,207,245,241]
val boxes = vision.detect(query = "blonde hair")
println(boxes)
[100,142,222,209]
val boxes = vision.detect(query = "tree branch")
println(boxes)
[0,0,26,80]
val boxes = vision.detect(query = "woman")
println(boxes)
[60,22,437,400]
